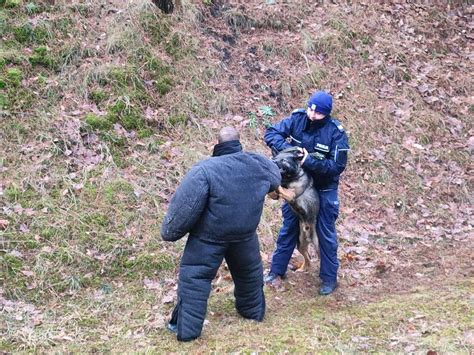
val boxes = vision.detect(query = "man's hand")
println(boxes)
[267,190,280,200]
[267,187,297,202]
[297,147,309,165]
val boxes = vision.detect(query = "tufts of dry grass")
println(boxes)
[1,0,473,352]
[2,277,472,352]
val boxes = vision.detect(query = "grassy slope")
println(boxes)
[1,0,473,352]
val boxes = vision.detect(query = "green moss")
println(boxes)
[106,100,145,131]
[108,67,140,89]
[108,68,147,100]
[103,180,135,204]
[32,45,47,57]
[85,113,112,131]
[109,67,127,86]
[6,67,22,86]
[82,212,110,228]
[0,93,7,108]
[5,0,21,8]
[37,73,47,85]
[0,50,25,66]
[25,2,40,14]
[137,128,153,139]
[24,238,38,249]
[147,57,171,76]
[155,76,173,95]
[40,227,56,240]
[1,86,36,110]
[101,132,126,147]
[29,46,55,68]
[108,99,126,115]
[89,88,107,105]
[13,22,50,44]
[167,114,187,126]
[121,112,144,130]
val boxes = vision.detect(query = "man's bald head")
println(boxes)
[218,126,240,143]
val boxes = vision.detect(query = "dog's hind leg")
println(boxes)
[295,222,311,272]
[312,231,320,259]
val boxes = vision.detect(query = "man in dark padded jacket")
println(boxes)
[161,126,281,342]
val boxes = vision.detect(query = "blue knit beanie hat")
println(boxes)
[308,91,333,116]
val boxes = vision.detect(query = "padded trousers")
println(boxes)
[169,235,265,341]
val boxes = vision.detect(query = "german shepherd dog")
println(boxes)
[270,147,320,271]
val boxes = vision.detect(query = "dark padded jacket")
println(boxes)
[264,109,350,190]
[161,142,281,243]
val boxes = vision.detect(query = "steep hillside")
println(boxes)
[1,0,472,352]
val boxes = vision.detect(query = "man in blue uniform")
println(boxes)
[264,91,350,295]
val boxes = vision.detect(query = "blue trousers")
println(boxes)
[270,189,340,283]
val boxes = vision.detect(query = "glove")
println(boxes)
[296,147,309,165]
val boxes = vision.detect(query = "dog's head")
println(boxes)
[271,147,304,182]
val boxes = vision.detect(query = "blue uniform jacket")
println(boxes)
[264,109,350,190]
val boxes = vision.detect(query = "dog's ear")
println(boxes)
[271,146,279,157]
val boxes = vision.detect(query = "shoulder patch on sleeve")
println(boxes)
[292,108,306,115]
[330,118,344,132]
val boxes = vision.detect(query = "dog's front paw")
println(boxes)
[277,186,296,202]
